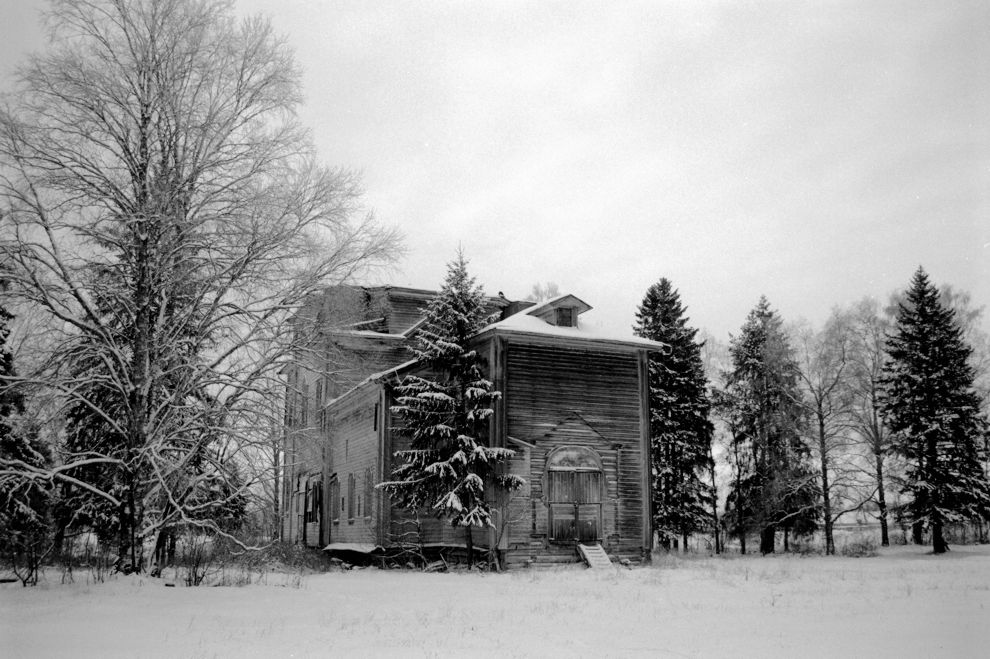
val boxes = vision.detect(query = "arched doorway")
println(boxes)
[545,446,603,543]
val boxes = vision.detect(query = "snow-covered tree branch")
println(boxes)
[0,0,399,573]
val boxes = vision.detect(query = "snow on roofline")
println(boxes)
[323,543,382,554]
[525,293,593,315]
[324,292,665,408]
[476,305,667,351]
[324,357,420,407]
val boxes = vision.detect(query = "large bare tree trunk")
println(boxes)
[272,438,281,541]
[817,414,835,555]
[875,451,890,546]
[0,0,399,568]
[709,445,721,554]
[760,525,775,554]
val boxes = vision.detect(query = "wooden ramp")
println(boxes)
[577,543,614,569]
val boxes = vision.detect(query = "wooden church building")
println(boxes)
[281,285,663,567]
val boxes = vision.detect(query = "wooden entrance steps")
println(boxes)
[577,543,614,569]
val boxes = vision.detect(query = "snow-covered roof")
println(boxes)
[476,295,666,351]
[323,356,420,408]
[324,292,665,408]
[531,293,593,315]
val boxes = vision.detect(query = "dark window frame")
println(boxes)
[347,473,356,523]
[330,476,340,524]
[555,307,575,327]
[304,477,322,524]
[364,467,374,520]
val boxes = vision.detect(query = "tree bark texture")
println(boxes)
[760,525,775,554]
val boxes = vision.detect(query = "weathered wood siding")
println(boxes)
[321,337,409,399]
[502,341,648,565]
[281,366,327,546]
[325,386,381,546]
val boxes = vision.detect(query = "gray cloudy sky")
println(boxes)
[2,1,988,339]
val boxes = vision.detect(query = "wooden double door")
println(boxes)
[548,469,603,543]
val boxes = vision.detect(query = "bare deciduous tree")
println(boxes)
[0,0,399,572]
[792,313,875,555]
[846,298,898,546]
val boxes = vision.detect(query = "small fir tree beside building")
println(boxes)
[380,252,523,566]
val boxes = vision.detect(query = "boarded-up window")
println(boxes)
[301,382,309,427]
[347,473,356,521]
[330,477,340,523]
[316,379,324,430]
[364,468,374,519]
[547,447,603,543]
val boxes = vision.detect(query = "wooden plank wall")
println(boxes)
[282,366,326,545]
[503,342,646,565]
[322,339,410,399]
[325,386,381,546]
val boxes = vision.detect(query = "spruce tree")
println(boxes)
[0,298,54,585]
[879,268,990,554]
[380,252,523,565]
[633,278,714,550]
[720,297,819,554]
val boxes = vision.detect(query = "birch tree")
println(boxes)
[0,0,398,571]
[847,298,898,546]
[793,312,874,554]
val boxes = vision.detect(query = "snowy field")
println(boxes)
[2,545,989,658]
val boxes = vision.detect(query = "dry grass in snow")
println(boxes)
[2,544,988,658]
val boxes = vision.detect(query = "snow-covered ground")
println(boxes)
[2,545,988,658]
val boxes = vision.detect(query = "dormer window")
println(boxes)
[555,307,575,327]
[523,294,592,328]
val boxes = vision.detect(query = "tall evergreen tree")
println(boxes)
[719,297,819,554]
[633,278,714,550]
[879,268,990,554]
[380,252,523,566]
[0,297,54,585]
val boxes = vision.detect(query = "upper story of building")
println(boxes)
[283,285,664,431]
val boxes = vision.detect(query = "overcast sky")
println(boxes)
[2,1,988,340]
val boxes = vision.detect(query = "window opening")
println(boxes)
[305,478,322,525]
[301,382,309,427]
[347,473,356,521]
[364,468,374,519]
[555,307,575,327]
[330,477,340,523]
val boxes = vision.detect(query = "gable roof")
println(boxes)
[475,294,666,352]
[529,294,593,316]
